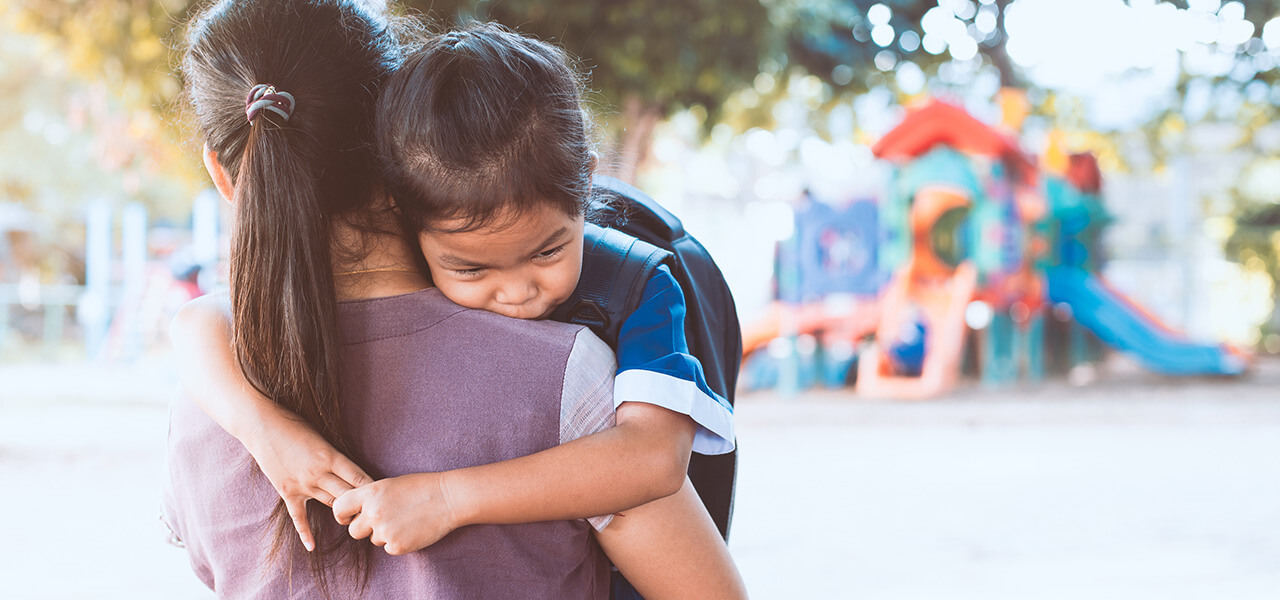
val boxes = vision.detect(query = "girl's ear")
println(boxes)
[202,143,236,204]
[588,151,598,175]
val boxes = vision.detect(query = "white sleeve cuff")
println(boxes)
[559,330,617,447]
[614,369,736,455]
[561,329,619,531]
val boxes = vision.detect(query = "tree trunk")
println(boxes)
[603,95,664,184]
[988,0,1021,89]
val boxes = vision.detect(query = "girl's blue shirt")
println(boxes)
[612,264,735,455]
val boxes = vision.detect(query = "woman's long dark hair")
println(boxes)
[182,0,403,592]
[377,22,596,233]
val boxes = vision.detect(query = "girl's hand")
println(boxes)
[332,473,459,555]
[242,413,373,552]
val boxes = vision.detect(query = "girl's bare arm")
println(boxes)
[335,401,697,552]
[336,471,747,598]
[444,400,696,523]
[340,474,752,597]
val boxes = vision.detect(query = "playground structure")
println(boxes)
[740,194,885,392]
[1041,162,1249,377]
[745,98,1247,398]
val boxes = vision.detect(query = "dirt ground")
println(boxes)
[3,355,1279,599]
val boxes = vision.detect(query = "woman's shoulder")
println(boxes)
[170,291,232,344]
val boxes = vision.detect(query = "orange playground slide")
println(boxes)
[855,260,976,399]
[856,184,977,399]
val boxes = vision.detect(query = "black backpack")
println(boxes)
[551,175,742,540]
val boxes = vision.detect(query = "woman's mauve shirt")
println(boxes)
[164,288,615,599]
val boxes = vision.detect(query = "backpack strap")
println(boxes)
[552,222,672,348]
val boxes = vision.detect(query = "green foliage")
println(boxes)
[14,0,192,114]
[783,0,1016,95]
[11,0,1280,215]
[1224,201,1280,333]
[1,3,202,222]
[10,0,780,187]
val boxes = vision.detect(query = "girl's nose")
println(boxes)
[495,278,538,306]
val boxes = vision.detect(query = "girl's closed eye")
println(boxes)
[534,244,567,262]
[453,267,484,278]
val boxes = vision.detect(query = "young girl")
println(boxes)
[332,20,741,551]
[179,17,740,595]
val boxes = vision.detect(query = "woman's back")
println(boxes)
[164,288,614,598]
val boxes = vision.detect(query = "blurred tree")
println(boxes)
[0,12,201,291]
[1078,0,1280,344]
[1222,146,1280,342]
[14,0,1280,214]
[15,0,776,183]
[5,0,203,221]
[1224,200,1280,339]
[1175,0,1280,343]
[783,0,1019,96]
[13,0,190,105]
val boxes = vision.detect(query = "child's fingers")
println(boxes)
[309,488,336,507]
[347,514,374,542]
[333,459,374,488]
[313,473,355,506]
[382,538,410,556]
[332,489,360,525]
[285,496,316,552]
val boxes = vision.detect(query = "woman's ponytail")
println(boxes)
[182,0,403,593]
[230,122,343,441]
[230,116,360,598]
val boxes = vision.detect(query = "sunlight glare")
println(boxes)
[868,3,891,27]
[1264,17,1280,50]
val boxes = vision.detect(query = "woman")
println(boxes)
[162,0,744,597]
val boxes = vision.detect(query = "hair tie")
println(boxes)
[245,84,296,124]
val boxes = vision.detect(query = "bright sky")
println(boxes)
[1000,0,1271,127]
[858,0,1276,127]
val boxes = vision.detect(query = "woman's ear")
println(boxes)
[588,151,598,175]
[202,143,236,204]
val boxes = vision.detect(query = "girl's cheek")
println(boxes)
[454,283,488,309]
[437,281,466,304]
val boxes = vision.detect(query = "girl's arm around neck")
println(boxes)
[334,330,699,552]
[169,294,372,551]
[335,403,700,554]
[443,400,696,527]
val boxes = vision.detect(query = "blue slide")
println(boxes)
[1045,266,1246,376]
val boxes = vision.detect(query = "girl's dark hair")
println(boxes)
[377,22,595,233]
[182,0,402,592]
